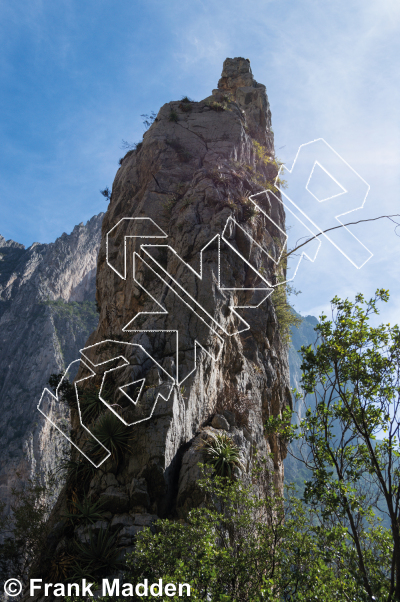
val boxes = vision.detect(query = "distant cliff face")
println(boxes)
[0,214,103,511]
[288,313,319,398]
[284,313,319,489]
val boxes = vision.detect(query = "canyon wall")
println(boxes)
[0,214,103,511]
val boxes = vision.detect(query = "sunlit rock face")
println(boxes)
[34,58,291,583]
[0,214,103,513]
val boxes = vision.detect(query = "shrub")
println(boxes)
[182,196,194,207]
[47,373,76,408]
[121,139,135,150]
[239,196,258,221]
[73,526,122,576]
[100,187,111,201]
[208,167,227,186]
[78,385,111,424]
[63,495,106,525]
[56,457,96,488]
[48,550,75,583]
[123,472,373,602]
[89,412,132,462]
[252,140,287,190]
[200,432,245,479]
[205,100,226,111]
[271,281,302,345]
[168,110,179,122]
[179,102,192,112]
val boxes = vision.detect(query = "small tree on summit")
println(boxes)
[100,187,111,202]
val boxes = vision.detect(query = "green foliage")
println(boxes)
[200,432,245,479]
[168,110,179,122]
[250,140,287,191]
[239,195,258,221]
[271,282,302,345]
[63,495,106,525]
[297,289,400,600]
[89,412,132,462]
[269,289,400,600]
[56,457,95,488]
[73,526,122,577]
[207,166,227,186]
[120,471,372,602]
[48,372,76,407]
[121,139,144,154]
[78,384,112,424]
[43,299,98,329]
[179,98,193,112]
[205,99,227,111]
[182,196,194,207]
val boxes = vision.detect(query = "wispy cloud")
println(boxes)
[1,0,399,320]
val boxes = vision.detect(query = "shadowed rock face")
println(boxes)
[0,214,103,512]
[34,58,291,584]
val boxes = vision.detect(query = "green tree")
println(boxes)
[286,289,400,601]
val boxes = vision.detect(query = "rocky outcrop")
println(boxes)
[33,57,292,587]
[0,214,103,512]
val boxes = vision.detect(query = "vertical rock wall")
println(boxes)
[67,58,291,522]
[30,61,292,589]
[0,214,103,512]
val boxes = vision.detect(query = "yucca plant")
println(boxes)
[48,551,75,582]
[79,385,113,424]
[63,495,106,524]
[69,559,96,582]
[57,457,96,487]
[202,432,245,480]
[74,526,122,576]
[90,412,132,462]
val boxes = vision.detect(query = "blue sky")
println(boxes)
[1,0,399,321]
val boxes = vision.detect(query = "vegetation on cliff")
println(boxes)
[1,291,398,600]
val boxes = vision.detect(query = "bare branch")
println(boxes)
[284,214,400,260]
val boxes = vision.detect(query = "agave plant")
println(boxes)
[63,495,106,524]
[202,432,245,479]
[74,526,122,575]
[90,412,132,462]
